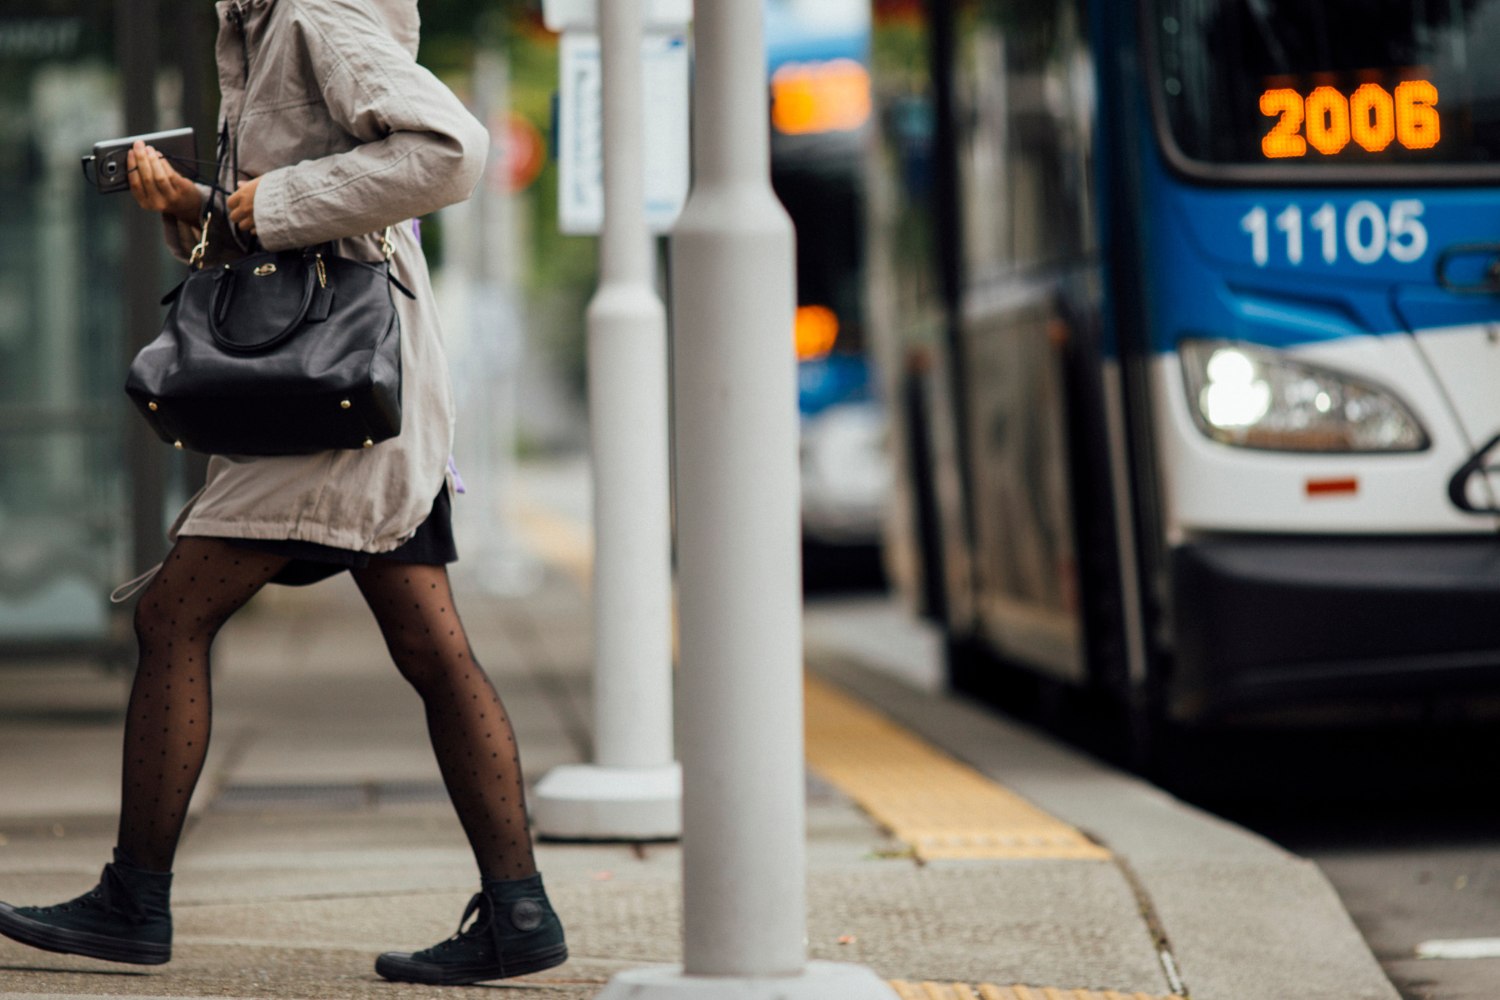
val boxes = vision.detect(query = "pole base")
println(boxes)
[595,961,901,1000]
[531,762,682,840]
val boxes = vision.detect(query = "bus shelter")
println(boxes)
[0,1,213,671]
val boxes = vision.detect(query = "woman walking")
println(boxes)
[0,0,565,986]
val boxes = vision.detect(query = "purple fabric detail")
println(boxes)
[447,455,467,495]
[412,218,421,240]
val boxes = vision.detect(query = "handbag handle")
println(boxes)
[207,251,322,354]
[188,212,395,271]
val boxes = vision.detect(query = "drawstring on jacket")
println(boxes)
[109,563,162,604]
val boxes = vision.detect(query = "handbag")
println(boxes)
[125,219,412,456]
[125,1,412,457]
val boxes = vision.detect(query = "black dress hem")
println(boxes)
[227,489,457,586]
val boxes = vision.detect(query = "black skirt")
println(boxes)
[229,488,458,586]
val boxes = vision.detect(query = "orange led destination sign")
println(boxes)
[1260,80,1440,159]
[772,59,872,135]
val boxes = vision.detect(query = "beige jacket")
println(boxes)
[163,0,488,552]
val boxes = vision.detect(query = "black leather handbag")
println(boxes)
[126,222,411,456]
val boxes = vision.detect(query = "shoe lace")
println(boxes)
[31,865,137,919]
[427,892,493,957]
[30,897,83,915]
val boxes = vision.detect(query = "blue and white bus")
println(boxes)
[870,0,1500,736]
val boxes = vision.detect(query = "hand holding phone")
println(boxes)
[82,127,197,194]
[127,142,203,225]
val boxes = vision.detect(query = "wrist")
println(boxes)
[171,187,202,226]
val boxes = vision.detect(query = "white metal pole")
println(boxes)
[597,0,896,995]
[673,0,804,975]
[531,0,682,839]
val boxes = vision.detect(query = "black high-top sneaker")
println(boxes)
[375,872,567,985]
[0,848,172,965]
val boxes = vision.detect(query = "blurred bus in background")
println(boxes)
[766,0,891,582]
[870,0,1500,751]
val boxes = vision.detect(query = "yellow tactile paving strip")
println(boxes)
[803,675,1110,861]
[513,498,593,590]
[889,985,1183,1000]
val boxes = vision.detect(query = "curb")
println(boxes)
[810,654,1401,1000]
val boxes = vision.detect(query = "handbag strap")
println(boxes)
[191,3,398,271]
[203,1,254,259]
[190,214,395,271]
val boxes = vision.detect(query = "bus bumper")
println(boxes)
[1169,536,1500,722]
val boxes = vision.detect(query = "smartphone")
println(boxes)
[81,127,198,194]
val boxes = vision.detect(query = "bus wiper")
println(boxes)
[1245,0,1291,71]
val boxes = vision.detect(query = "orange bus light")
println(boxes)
[795,305,840,361]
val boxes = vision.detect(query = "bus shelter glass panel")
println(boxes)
[0,3,130,648]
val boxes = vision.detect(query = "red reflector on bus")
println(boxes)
[1306,477,1359,497]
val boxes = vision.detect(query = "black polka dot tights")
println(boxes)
[117,537,537,880]
[351,558,536,880]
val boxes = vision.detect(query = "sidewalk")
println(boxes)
[0,464,1399,1000]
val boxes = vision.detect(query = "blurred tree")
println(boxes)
[420,0,597,405]
[419,0,546,76]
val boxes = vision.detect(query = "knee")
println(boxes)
[132,594,174,647]
[385,638,435,690]
[132,591,225,649]
[387,641,476,696]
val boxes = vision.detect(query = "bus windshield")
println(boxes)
[1153,0,1500,173]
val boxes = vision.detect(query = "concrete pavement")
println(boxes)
[0,463,1401,1000]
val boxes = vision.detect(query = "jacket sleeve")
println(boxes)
[250,0,490,252]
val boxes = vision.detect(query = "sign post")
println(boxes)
[531,0,682,840]
[551,0,690,236]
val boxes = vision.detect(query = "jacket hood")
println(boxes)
[367,0,421,58]
[220,0,421,58]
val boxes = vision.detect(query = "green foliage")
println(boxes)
[419,0,596,396]
[417,0,543,74]
[872,15,930,91]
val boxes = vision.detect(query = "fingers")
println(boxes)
[146,144,185,184]
[227,189,248,233]
[227,179,258,235]
[126,142,156,210]
[138,142,167,208]
[127,143,202,227]
[126,146,145,206]
[129,140,180,213]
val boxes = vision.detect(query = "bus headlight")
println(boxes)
[1179,339,1429,452]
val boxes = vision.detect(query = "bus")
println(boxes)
[868,0,1500,745]
[765,0,890,565]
